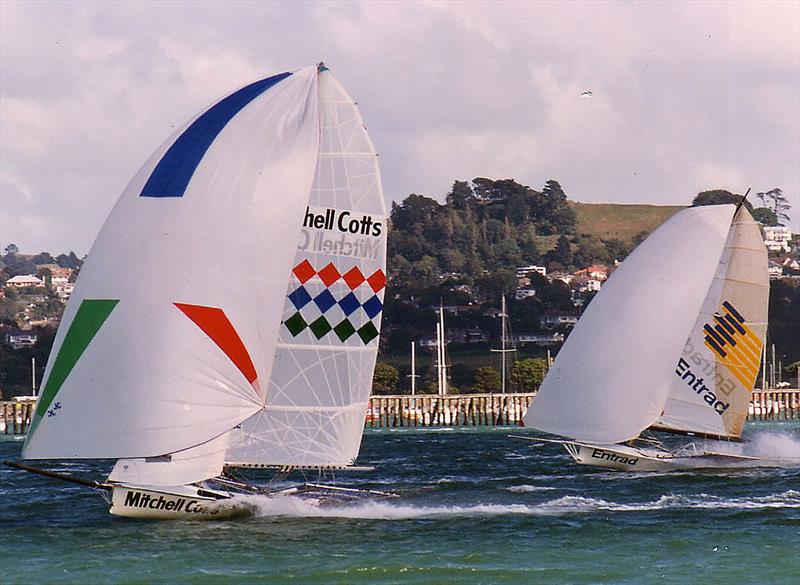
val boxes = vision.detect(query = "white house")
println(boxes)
[4,329,38,349]
[5,275,44,288]
[763,226,792,252]
[540,312,579,328]
[516,264,547,278]
[768,262,784,279]
[54,282,75,299]
[515,288,536,300]
[515,333,565,346]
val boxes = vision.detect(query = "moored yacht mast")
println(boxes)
[491,295,516,393]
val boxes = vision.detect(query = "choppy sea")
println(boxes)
[2,422,799,584]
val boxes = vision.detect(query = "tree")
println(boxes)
[372,362,400,395]
[446,181,476,210]
[450,363,475,388]
[55,252,82,269]
[544,235,573,267]
[631,230,649,247]
[603,238,630,263]
[510,358,549,391]
[751,207,778,226]
[412,255,441,288]
[691,189,753,212]
[32,252,55,265]
[756,188,791,225]
[472,366,501,393]
[573,236,606,267]
[526,180,576,234]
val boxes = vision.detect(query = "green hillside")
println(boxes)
[570,201,684,242]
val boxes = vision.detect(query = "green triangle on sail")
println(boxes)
[30,299,119,431]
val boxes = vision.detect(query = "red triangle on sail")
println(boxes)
[174,303,258,385]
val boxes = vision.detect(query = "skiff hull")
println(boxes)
[109,485,256,520]
[563,442,770,471]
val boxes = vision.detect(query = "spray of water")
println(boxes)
[234,489,800,520]
[701,428,800,464]
[744,429,800,460]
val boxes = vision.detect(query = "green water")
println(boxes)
[2,424,799,584]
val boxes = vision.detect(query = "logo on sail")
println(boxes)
[702,301,762,390]
[283,260,385,344]
[303,206,382,237]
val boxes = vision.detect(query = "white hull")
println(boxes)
[108,479,396,520]
[563,442,768,471]
[109,485,256,520]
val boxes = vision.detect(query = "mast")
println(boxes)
[408,341,419,395]
[771,344,776,389]
[491,295,516,393]
[31,357,37,396]
[436,305,447,396]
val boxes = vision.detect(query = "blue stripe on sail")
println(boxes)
[140,71,292,198]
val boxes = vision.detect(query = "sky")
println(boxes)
[1,0,798,255]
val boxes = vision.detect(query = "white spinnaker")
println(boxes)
[227,67,387,467]
[24,67,320,460]
[524,205,736,444]
[655,206,768,438]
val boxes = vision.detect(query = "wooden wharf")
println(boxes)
[364,389,800,429]
[2,390,799,435]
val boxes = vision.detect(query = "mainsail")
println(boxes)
[524,205,736,444]
[653,206,768,439]
[23,65,384,482]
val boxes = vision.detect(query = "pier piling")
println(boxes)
[1,390,798,434]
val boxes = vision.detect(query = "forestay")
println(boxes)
[226,67,387,467]
[524,205,736,444]
[654,206,768,439]
[24,67,321,459]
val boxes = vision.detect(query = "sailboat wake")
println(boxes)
[236,489,800,519]
[698,429,800,466]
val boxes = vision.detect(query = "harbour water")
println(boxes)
[2,423,799,584]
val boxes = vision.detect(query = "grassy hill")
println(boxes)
[570,201,685,242]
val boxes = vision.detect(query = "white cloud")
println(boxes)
[1,0,798,254]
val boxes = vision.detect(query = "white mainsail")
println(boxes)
[23,65,381,479]
[226,67,387,467]
[524,205,736,444]
[654,206,768,439]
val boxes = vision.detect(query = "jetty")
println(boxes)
[3,390,799,434]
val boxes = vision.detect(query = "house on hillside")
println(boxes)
[763,226,792,253]
[572,275,603,293]
[53,282,75,300]
[540,311,579,329]
[547,271,574,285]
[774,255,800,273]
[515,288,536,300]
[768,262,784,279]
[450,328,487,343]
[572,264,609,281]
[516,264,547,278]
[5,275,45,289]
[3,328,38,349]
[515,332,565,346]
